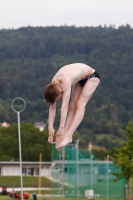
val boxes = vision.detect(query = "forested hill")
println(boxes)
[0,25,133,148]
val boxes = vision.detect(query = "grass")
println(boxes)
[0,176,52,188]
[0,196,124,200]
[0,176,130,199]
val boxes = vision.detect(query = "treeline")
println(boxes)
[0,123,51,161]
[0,25,133,148]
[0,123,122,161]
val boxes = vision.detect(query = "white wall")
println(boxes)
[41,167,51,176]
[0,165,52,176]
[2,166,20,176]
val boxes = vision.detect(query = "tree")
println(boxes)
[92,148,108,160]
[111,121,133,186]
[0,123,52,161]
[1,26,133,148]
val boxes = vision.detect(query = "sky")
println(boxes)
[0,0,133,29]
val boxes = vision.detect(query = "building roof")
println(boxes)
[0,161,52,167]
[0,122,10,127]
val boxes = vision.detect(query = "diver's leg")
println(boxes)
[55,83,82,143]
[56,78,100,150]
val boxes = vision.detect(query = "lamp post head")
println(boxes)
[12,97,26,113]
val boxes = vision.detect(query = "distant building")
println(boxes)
[0,122,10,128]
[0,161,52,176]
[34,122,45,131]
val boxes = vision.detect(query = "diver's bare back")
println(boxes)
[52,63,95,85]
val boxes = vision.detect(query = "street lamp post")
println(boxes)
[12,97,26,200]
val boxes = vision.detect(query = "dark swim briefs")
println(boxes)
[79,71,100,87]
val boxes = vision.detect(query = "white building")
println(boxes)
[34,122,45,132]
[0,122,10,127]
[0,161,52,176]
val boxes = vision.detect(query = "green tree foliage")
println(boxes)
[111,121,133,185]
[0,123,51,161]
[0,25,133,149]
[92,148,108,160]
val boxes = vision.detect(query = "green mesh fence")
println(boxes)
[51,143,126,198]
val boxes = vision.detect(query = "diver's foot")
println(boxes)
[48,130,55,143]
[48,134,54,143]
[55,133,63,143]
[56,136,72,150]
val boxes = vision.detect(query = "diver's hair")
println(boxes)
[44,83,60,104]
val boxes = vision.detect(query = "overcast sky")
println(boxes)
[0,0,133,29]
